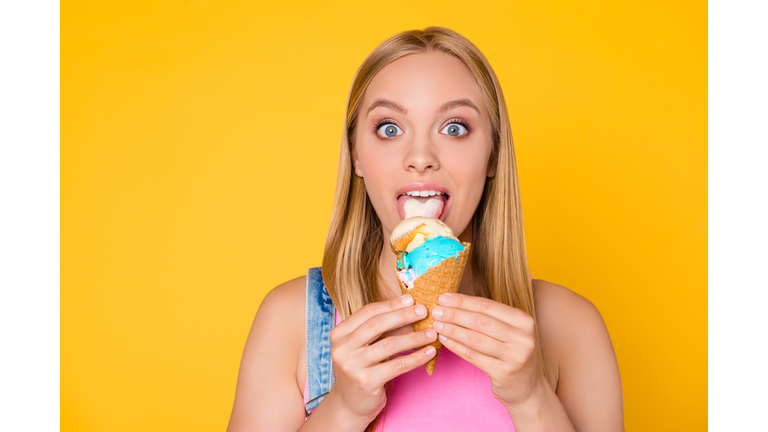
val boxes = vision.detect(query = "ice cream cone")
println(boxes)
[395,243,470,375]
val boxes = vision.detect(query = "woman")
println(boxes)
[227,27,623,431]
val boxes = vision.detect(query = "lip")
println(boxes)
[395,182,452,221]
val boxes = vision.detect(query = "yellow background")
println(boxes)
[62,1,706,431]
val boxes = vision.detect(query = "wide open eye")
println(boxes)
[440,123,468,137]
[377,123,404,138]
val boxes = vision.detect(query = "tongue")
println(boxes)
[397,196,445,220]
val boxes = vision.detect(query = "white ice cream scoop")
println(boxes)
[390,217,458,253]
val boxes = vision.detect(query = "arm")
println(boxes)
[533,280,624,431]
[226,273,372,432]
[432,281,623,431]
[227,278,439,432]
[226,278,306,432]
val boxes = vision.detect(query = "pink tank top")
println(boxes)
[303,310,516,431]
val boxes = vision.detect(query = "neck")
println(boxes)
[378,219,476,300]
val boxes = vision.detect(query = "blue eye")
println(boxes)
[441,123,468,137]
[377,123,403,138]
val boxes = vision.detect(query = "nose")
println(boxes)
[403,133,439,172]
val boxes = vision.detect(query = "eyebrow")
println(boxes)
[366,98,480,116]
[437,98,480,114]
[366,99,408,116]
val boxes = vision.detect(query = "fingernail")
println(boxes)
[432,307,443,319]
[433,321,444,332]
[425,346,436,357]
[439,294,451,305]
[426,329,436,339]
[401,294,414,305]
[438,334,448,343]
[415,304,427,315]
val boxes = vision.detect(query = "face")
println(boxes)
[351,51,496,239]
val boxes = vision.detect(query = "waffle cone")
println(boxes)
[395,243,470,375]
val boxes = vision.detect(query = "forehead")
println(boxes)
[362,52,486,116]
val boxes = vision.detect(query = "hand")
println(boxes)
[327,294,439,424]
[431,293,545,409]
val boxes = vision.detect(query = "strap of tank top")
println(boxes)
[304,266,336,417]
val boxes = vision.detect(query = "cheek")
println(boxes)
[358,143,396,178]
[356,140,400,198]
[442,144,492,186]
[441,142,492,222]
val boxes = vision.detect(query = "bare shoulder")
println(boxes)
[532,279,611,370]
[532,279,624,430]
[532,279,605,336]
[257,275,306,329]
[227,275,307,432]
[249,275,306,359]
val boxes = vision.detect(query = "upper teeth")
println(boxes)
[404,190,443,197]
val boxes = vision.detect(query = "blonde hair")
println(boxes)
[322,26,543,372]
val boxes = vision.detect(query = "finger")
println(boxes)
[371,323,417,344]
[431,306,512,343]
[348,304,428,347]
[436,332,502,373]
[372,345,438,384]
[332,294,415,341]
[364,329,438,366]
[433,321,506,360]
[438,293,534,330]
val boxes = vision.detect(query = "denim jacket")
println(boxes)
[304,267,337,417]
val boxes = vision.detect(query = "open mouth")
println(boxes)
[396,190,451,221]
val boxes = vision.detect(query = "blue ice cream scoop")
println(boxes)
[396,236,466,278]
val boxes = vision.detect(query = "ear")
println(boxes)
[486,146,498,178]
[351,146,364,177]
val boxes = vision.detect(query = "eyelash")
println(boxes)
[373,118,397,133]
[371,118,472,137]
[445,118,471,133]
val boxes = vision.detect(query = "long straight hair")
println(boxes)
[321,28,544,427]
